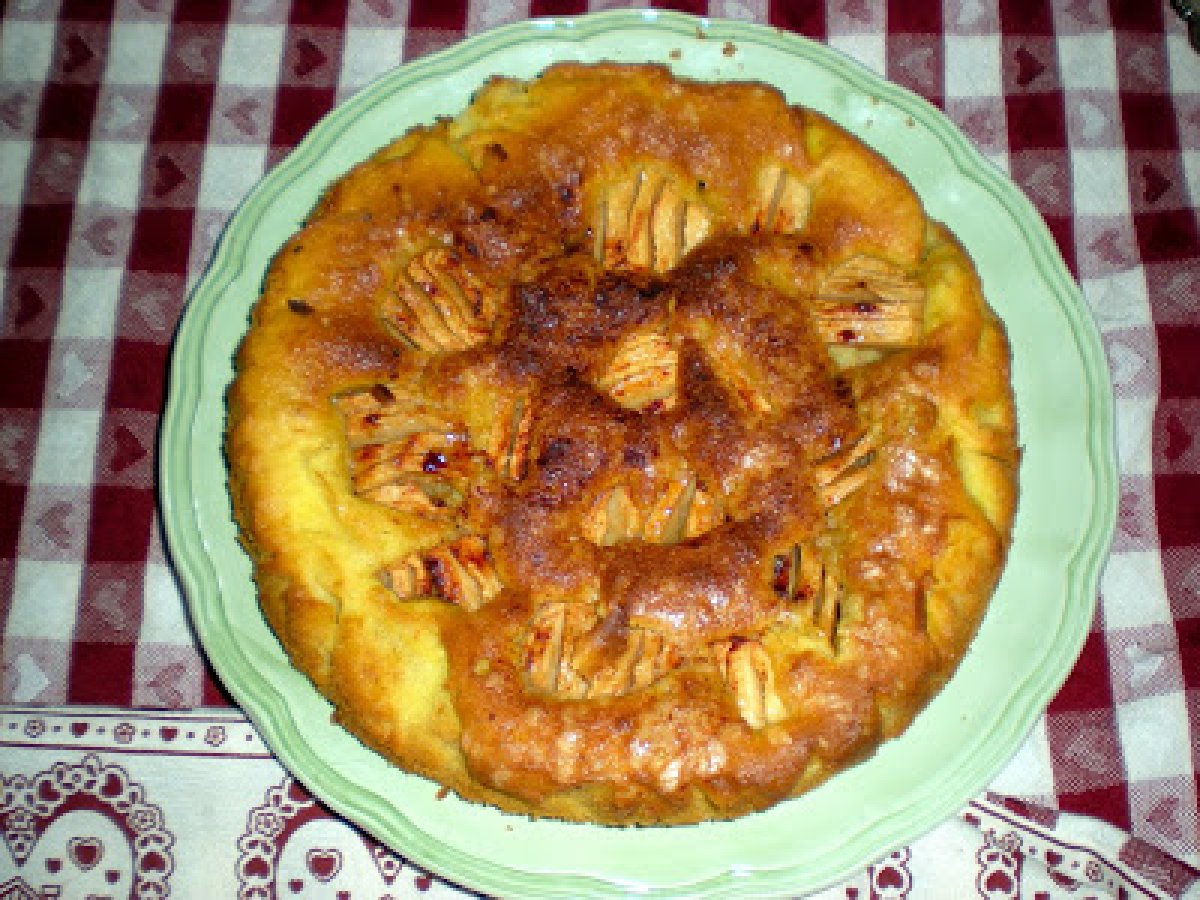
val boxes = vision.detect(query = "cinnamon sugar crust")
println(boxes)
[226,63,1018,825]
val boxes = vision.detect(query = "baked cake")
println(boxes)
[226,63,1019,825]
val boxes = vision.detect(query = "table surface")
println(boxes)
[1,1,1198,897]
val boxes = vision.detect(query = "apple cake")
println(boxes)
[225,63,1019,825]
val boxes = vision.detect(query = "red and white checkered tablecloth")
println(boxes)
[1,1,1198,897]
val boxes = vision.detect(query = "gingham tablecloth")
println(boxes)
[1,2,1198,897]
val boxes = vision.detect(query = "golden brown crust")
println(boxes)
[225,63,1018,825]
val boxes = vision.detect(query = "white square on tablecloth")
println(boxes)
[1182,150,1200,208]
[6,560,82,640]
[139,561,190,645]
[709,0,771,21]
[0,139,33,207]
[1167,29,1200,94]
[985,717,1058,799]
[197,143,268,211]
[1054,33,1118,92]
[44,339,111,408]
[338,27,406,98]
[1101,550,1174,630]
[77,140,148,209]
[826,32,887,79]
[467,2,533,37]
[104,22,169,86]
[30,408,102,486]
[1069,147,1133,218]
[943,33,1004,100]
[1080,268,1152,333]
[57,268,123,339]
[0,19,55,84]
[1114,397,1157,479]
[1116,692,1193,782]
[219,24,286,87]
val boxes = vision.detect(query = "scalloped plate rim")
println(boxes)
[160,10,1116,897]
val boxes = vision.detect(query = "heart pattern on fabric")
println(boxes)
[0,90,27,130]
[35,501,76,551]
[0,808,133,899]
[103,92,141,132]
[1013,47,1046,87]
[869,848,913,898]
[1142,163,1172,204]
[306,847,342,882]
[1164,413,1193,463]
[840,0,874,24]
[62,34,95,74]
[1124,642,1167,690]
[1076,99,1107,140]
[11,653,50,703]
[110,425,147,474]
[984,868,1014,893]
[56,349,93,400]
[1,754,174,899]
[292,38,327,79]
[239,778,431,899]
[277,820,397,897]
[15,283,44,328]
[1063,725,1116,775]
[1147,796,1184,841]
[975,832,1021,899]
[82,215,121,257]
[876,865,904,889]
[0,422,29,478]
[224,97,261,136]
[67,834,104,870]
[1087,228,1133,269]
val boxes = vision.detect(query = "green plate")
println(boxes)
[160,10,1116,897]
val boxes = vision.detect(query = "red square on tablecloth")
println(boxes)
[0,339,51,408]
[150,83,217,144]
[1155,474,1200,550]
[1050,630,1115,711]
[86,484,155,562]
[127,207,195,273]
[9,204,74,268]
[68,639,134,704]
[105,338,169,413]
[1005,94,1069,151]
[999,1,1057,36]
[270,85,335,150]
[1159,326,1200,400]
[35,83,99,142]
[1135,209,1200,264]
[1121,94,1184,152]
[0,483,25,560]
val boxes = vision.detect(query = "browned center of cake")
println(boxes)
[333,232,943,810]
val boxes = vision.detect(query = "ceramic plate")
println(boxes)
[160,10,1116,897]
